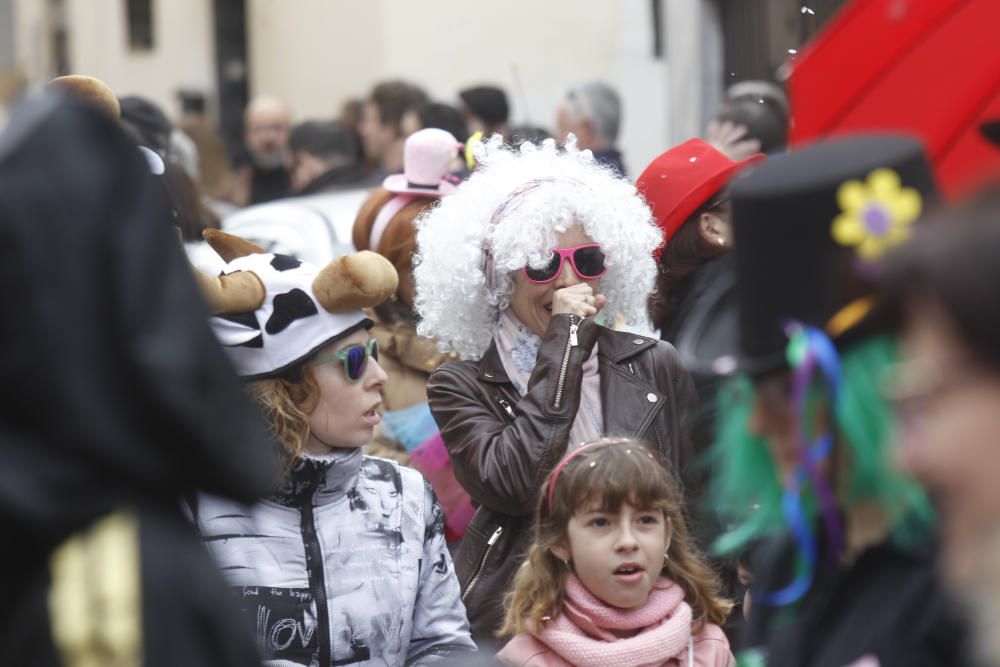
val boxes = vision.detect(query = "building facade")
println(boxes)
[6,0,844,175]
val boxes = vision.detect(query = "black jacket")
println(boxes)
[427,314,701,646]
[0,93,276,666]
[743,529,969,667]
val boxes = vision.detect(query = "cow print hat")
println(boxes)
[197,230,398,380]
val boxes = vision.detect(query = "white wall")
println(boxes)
[247,0,384,120]
[249,0,674,178]
[13,0,215,117]
[10,0,711,174]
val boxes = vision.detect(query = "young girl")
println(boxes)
[498,439,733,667]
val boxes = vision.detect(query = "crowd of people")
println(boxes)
[3,65,1000,667]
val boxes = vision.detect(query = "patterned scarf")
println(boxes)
[537,575,693,667]
[494,309,603,448]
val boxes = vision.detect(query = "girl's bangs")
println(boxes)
[559,444,676,515]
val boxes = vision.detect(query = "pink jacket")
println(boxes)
[497,623,733,667]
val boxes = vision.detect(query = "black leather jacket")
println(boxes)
[427,314,702,645]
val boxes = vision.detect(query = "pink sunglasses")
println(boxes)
[521,244,608,284]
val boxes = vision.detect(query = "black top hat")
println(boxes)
[677,134,937,377]
[119,95,173,154]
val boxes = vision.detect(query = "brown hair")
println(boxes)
[649,196,729,336]
[352,187,438,312]
[164,162,221,242]
[247,364,321,467]
[500,438,732,636]
[369,80,428,128]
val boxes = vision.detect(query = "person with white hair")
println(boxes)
[414,136,703,647]
[555,81,627,176]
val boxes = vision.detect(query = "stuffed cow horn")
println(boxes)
[313,251,398,313]
[203,228,267,262]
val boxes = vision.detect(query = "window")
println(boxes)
[126,0,154,51]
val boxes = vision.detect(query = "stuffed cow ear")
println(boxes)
[203,229,267,263]
[312,251,398,313]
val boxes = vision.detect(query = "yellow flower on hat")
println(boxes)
[831,168,922,260]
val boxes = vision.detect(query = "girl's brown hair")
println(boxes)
[649,195,729,336]
[248,364,321,467]
[500,438,732,636]
[352,187,438,315]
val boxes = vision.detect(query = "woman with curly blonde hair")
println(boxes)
[188,230,475,665]
[415,135,703,646]
[498,438,733,666]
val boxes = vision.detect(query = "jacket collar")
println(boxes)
[478,325,665,441]
[478,341,510,384]
[595,326,658,362]
[270,447,362,507]
[477,325,659,383]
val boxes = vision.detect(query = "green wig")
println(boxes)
[707,334,934,558]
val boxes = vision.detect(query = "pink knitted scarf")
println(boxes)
[536,575,693,667]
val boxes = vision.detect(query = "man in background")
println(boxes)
[288,120,370,195]
[401,102,469,145]
[458,85,509,139]
[706,80,789,161]
[220,95,293,207]
[555,80,626,176]
[359,80,427,177]
[224,118,373,265]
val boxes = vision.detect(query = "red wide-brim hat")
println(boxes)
[637,138,765,260]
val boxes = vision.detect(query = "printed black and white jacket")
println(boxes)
[193,448,476,666]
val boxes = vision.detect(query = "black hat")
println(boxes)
[459,86,509,126]
[677,134,937,377]
[119,95,173,154]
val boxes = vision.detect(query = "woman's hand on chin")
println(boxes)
[552,283,607,319]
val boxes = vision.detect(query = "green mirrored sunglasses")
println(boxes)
[313,338,379,383]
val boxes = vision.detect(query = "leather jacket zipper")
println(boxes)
[496,397,515,419]
[461,525,503,603]
[552,315,580,410]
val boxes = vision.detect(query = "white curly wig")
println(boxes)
[413,135,661,360]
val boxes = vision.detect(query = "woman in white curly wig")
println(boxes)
[415,136,705,647]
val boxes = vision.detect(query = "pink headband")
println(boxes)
[546,441,659,511]
[546,442,604,511]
